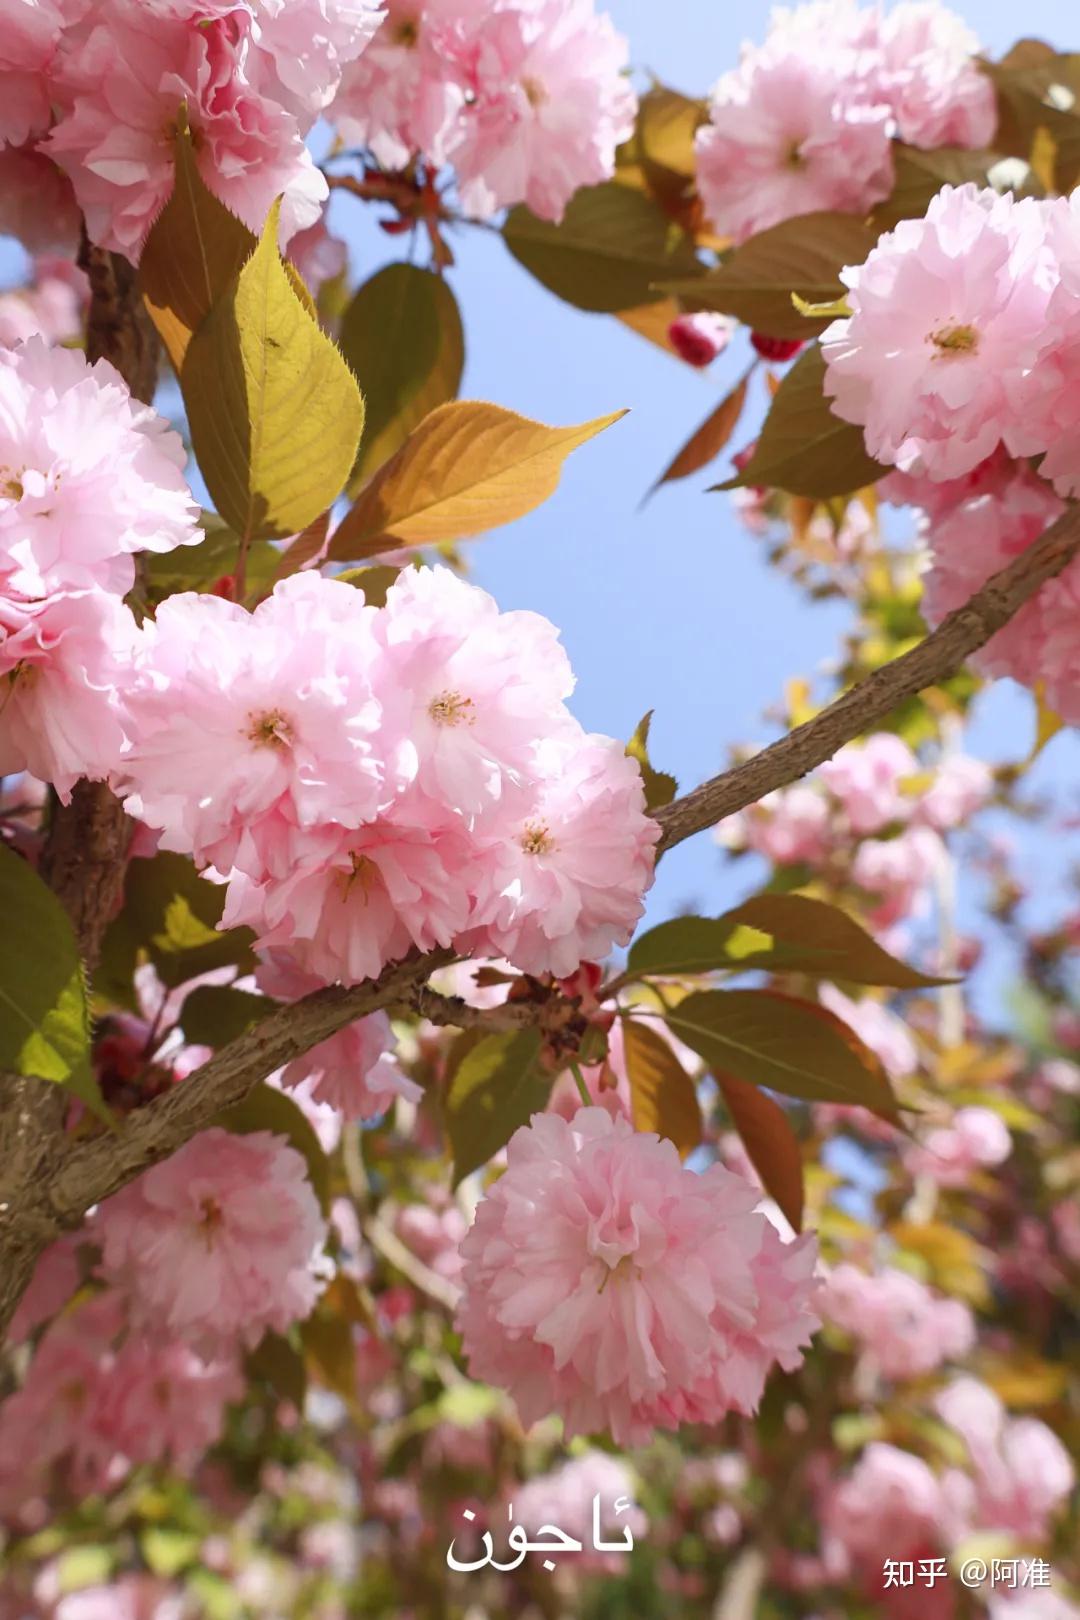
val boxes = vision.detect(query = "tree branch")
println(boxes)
[654,503,1080,856]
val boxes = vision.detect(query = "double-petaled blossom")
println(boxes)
[0,1292,243,1521]
[936,1377,1076,1542]
[0,339,199,598]
[457,1107,820,1446]
[32,0,382,259]
[823,186,1061,480]
[118,575,386,879]
[257,951,417,1120]
[95,1127,329,1354]
[330,0,635,222]
[120,565,657,985]
[820,1262,975,1378]
[694,0,993,243]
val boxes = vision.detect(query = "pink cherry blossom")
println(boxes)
[695,45,894,245]
[851,824,944,929]
[118,575,386,879]
[0,588,135,799]
[668,312,734,368]
[96,1331,244,1475]
[820,1262,975,1378]
[823,1442,953,1594]
[7,1233,81,1346]
[823,186,1061,480]
[719,782,835,867]
[457,1107,819,1445]
[819,984,918,1080]
[0,260,88,351]
[95,1127,328,1354]
[394,1198,467,1284]
[0,144,81,255]
[0,338,199,598]
[915,752,993,830]
[919,456,1080,723]
[876,1,996,149]
[820,733,919,835]
[462,731,658,978]
[0,1293,124,1517]
[331,0,489,171]
[238,0,383,122]
[224,810,474,984]
[0,0,66,148]
[257,951,418,1120]
[904,1105,1011,1187]
[936,1377,1075,1540]
[448,0,637,223]
[370,564,575,817]
[45,0,329,259]
[510,1450,646,1567]
[53,1577,190,1620]
[287,212,349,298]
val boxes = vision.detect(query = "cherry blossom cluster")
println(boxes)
[0,1125,330,1520]
[0,339,200,795]
[819,1262,975,1378]
[823,184,1080,719]
[457,1107,820,1446]
[695,0,995,243]
[718,731,991,931]
[329,0,636,221]
[117,565,659,984]
[820,1382,1074,1595]
[0,0,384,259]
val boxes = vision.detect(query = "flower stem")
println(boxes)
[569,1059,591,1110]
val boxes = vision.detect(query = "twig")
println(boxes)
[653,504,1080,854]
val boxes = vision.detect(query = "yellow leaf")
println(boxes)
[625,710,678,812]
[889,1221,990,1307]
[790,290,852,320]
[1029,125,1059,192]
[327,400,624,561]
[182,199,365,543]
[977,1352,1068,1408]
[623,1017,703,1158]
[645,370,750,499]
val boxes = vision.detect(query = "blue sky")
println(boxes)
[1,0,1075,1017]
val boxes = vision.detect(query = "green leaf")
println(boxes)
[717,1071,804,1232]
[622,1017,702,1156]
[334,564,401,606]
[664,989,901,1120]
[181,985,269,1047]
[300,1305,356,1401]
[214,1081,332,1213]
[625,710,678,811]
[0,845,106,1123]
[504,182,703,313]
[646,371,750,498]
[246,1329,307,1410]
[97,851,256,1005]
[871,144,999,231]
[721,344,885,498]
[629,894,947,987]
[327,401,624,561]
[713,894,950,987]
[444,1029,549,1186]
[143,516,279,603]
[659,212,876,339]
[182,197,365,543]
[139,117,257,373]
[340,263,464,487]
[140,1528,202,1580]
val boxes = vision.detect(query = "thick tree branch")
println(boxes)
[654,504,1080,856]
